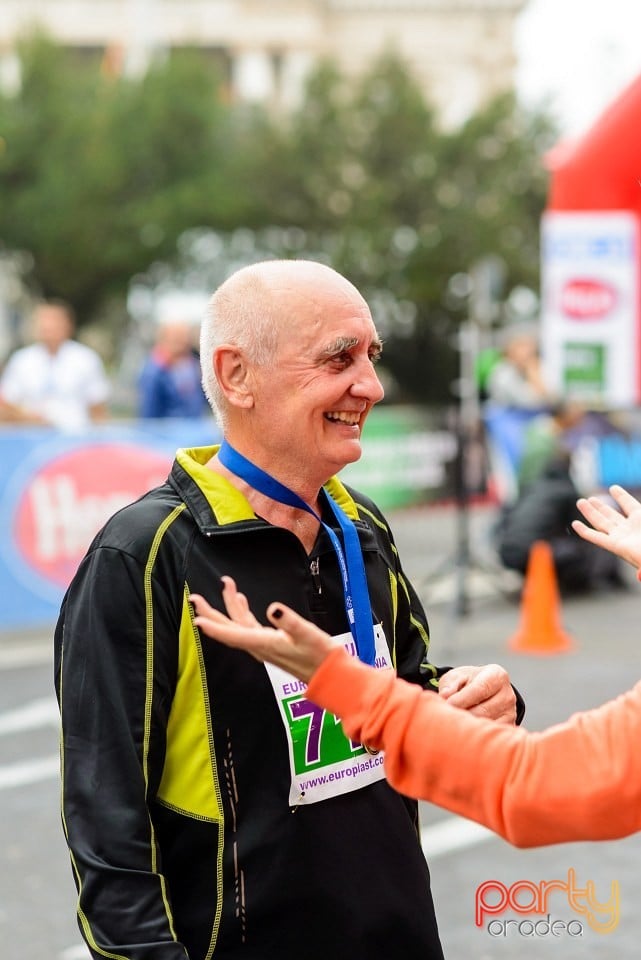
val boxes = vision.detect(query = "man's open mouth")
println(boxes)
[324,412,360,425]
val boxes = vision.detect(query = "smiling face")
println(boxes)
[232,263,384,491]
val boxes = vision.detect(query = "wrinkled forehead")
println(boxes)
[277,306,381,365]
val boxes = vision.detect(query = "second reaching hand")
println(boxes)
[572,484,641,574]
[191,577,517,723]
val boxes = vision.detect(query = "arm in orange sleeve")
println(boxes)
[306,648,641,848]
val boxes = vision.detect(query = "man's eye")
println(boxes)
[332,352,352,366]
[369,352,382,365]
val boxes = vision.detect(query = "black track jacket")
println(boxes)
[54,445,495,960]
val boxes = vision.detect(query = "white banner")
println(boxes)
[540,211,641,407]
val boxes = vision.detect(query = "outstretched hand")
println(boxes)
[190,576,337,683]
[193,579,519,726]
[572,484,641,573]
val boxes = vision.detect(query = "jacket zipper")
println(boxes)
[310,557,322,594]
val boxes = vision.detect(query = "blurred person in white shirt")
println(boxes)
[0,299,111,431]
[485,323,555,410]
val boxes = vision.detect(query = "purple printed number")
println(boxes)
[288,698,324,764]
[287,699,362,766]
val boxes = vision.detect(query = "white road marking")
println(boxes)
[421,815,495,859]
[0,754,59,790]
[0,697,59,736]
[0,699,60,789]
[0,643,52,669]
[59,946,90,960]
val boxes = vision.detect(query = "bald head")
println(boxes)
[200,259,370,424]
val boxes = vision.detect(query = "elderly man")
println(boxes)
[55,260,521,960]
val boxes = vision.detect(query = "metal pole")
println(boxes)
[451,319,478,617]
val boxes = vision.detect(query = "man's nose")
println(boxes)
[351,360,385,402]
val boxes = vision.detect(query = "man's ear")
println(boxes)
[213,345,254,409]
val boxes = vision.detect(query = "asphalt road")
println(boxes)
[2,501,640,959]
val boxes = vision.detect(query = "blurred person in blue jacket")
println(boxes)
[138,316,209,419]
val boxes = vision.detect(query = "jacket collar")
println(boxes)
[170,445,361,535]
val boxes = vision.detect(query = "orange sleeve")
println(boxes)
[306,648,641,847]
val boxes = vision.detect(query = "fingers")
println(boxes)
[571,518,608,548]
[189,593,230,625]
[436,668,468,699]
[190,592,242,641]
[575,495,622,533]
[189,582,334,681]
[439,664,505,706]
[575,485,641,533]
[609,484,641,518]
[439,664,517,724]
[264,603,336,678]
[462,697,517,725]
[573,485,641,570]
[190,579,259,645]
[220,576,260,627]
[192,577,261,628]
[266,603,334,651]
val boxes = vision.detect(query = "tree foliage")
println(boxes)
[0,35,558,403]
[246,52,558,402]
[0,35,234,327]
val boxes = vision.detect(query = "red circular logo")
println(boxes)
[13,443,171,587]
[560,279,617,319]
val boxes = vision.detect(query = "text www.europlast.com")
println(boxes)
[298,754,384,791]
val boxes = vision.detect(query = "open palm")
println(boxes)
[573,485,641,570]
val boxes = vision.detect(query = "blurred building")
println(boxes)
[0,0,527,128]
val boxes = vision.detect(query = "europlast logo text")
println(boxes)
[475,869,619,938]
[13,443,170,588]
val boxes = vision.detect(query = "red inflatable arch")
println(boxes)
[546,72,641,214]
[540,72,641,409]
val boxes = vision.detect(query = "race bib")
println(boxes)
[264,624,392,805]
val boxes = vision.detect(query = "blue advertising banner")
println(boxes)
[483,406,641,507]
[4,408,641,632]
[0,408,459,631]
[0,418,220,631]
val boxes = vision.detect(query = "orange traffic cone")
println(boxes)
[508,541,575,655]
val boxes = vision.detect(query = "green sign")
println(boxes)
[563,342,606,399]
[341,405,456,509]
